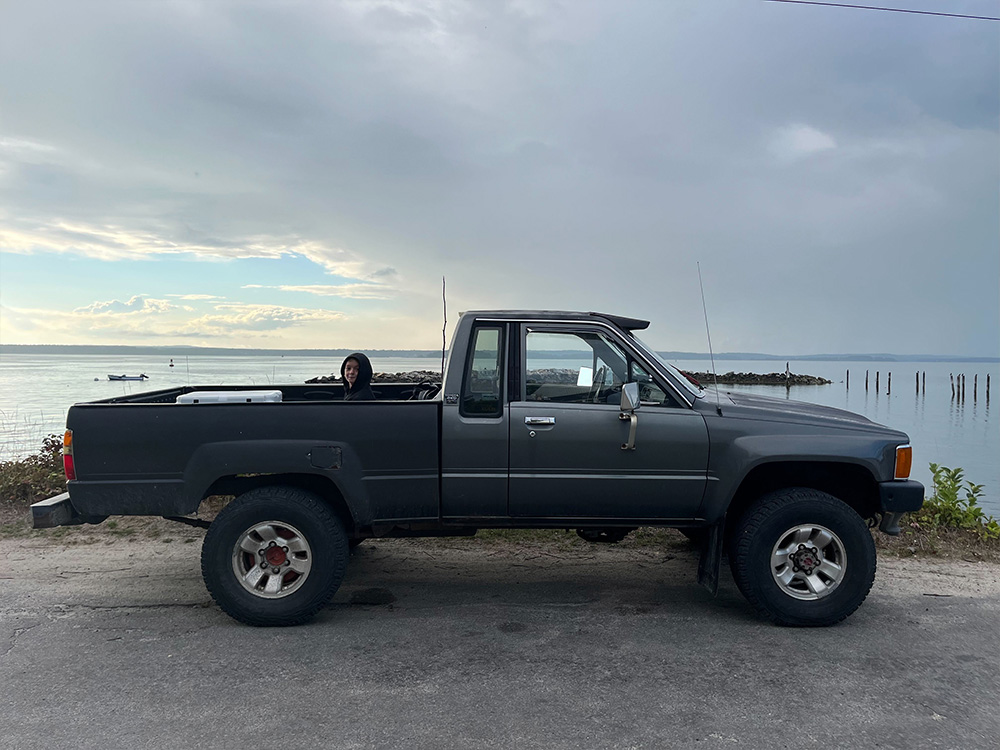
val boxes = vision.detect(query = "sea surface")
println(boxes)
[1,352,997,516]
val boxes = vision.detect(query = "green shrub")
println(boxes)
[917,463,999,541]
[0,434,66,507]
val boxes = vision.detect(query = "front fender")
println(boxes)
[699,426,896,521]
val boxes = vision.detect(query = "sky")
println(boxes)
[0,0,997,355]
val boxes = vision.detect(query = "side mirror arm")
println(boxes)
[620,382,640,451]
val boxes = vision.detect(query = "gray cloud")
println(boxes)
[1,0,996,354]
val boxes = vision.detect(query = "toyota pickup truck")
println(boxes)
[33,310,924,628]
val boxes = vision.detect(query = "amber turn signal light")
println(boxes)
[894,444,912,480]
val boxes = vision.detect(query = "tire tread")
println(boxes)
[201,486,348,627]
[730,487,876,627]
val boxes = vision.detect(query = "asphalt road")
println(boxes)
[2,532,998,750]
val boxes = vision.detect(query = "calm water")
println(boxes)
[1,353,997,515]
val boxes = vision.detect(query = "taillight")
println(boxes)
[894,444,912,480]
[63,429,76,481]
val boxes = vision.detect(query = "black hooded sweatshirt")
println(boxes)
[341,352,375,401]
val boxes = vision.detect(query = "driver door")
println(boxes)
[507,325,709,519]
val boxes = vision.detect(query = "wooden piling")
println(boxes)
[974,374,978,401]
[887,372,891,395]
[865,370,869,391]
[950,373,955,398]
[915,371,919,393]
[922,371,925,393]
[876,371,880,392]
[846,370,849,390]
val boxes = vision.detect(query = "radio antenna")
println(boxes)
[440,276,447,380]
[697,262,723,416]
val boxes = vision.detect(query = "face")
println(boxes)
[344,359,360,385]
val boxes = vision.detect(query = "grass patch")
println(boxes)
[876,525,1000,563]
[918,464,999,540]
[0,434,65,519]
[875,464,1000,562]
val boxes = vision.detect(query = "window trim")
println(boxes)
[473,316,695,408]
[520,323,685,408]
[459,323,505,418]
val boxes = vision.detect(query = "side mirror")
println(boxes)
[620,382,640,412]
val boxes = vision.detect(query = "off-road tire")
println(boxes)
[201,486,349,626]
[729,488,876,627]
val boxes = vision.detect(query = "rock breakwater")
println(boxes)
[683,371,832,386]
[306,370,441,384]
[306,369,831,386]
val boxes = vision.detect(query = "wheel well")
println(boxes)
[726,461,880,533]
[199,473,356,534]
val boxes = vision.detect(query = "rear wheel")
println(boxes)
[729,488,875,627]
[201,486,349,626]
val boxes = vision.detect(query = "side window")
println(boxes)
[630,361,681,407]
[524,330,627,404]
[461,326,503,417]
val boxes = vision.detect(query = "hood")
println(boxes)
[712,389,894,432]
[340,352,373,394]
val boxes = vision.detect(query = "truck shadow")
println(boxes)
[330,539,756,625]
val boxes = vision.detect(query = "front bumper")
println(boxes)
[877,479,924,535]
[31,492,107,529]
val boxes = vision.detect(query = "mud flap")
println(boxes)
[697,520,725,596]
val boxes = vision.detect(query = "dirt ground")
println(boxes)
[6,513,999,592]
[2,525,999,749]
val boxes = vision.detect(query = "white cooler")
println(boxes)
[176,390,283,404]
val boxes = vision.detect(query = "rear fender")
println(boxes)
[184,440,373,523]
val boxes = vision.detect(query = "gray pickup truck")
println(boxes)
[34,310,923,627]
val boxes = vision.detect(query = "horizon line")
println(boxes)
[2,343,997,363]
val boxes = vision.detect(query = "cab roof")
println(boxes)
[460,310,650,332]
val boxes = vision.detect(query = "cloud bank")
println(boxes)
[0,0,996,354]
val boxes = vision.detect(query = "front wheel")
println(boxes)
[729,488,876,627]
[201,486,349,626]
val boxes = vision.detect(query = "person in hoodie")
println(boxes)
[341,352,375,400]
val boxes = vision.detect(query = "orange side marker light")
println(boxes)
[894,444,912,480]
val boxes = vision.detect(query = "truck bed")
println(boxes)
[66,383,441,523]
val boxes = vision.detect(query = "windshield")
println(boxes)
[629,333,704,399]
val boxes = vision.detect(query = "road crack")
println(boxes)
[2,621,42,660]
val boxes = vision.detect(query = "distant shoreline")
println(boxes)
[1,344,997,363]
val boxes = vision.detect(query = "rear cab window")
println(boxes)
[460,325,504,417]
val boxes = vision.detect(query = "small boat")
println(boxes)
[108,374,149,381]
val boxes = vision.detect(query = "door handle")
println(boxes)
[524,416,556,426]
